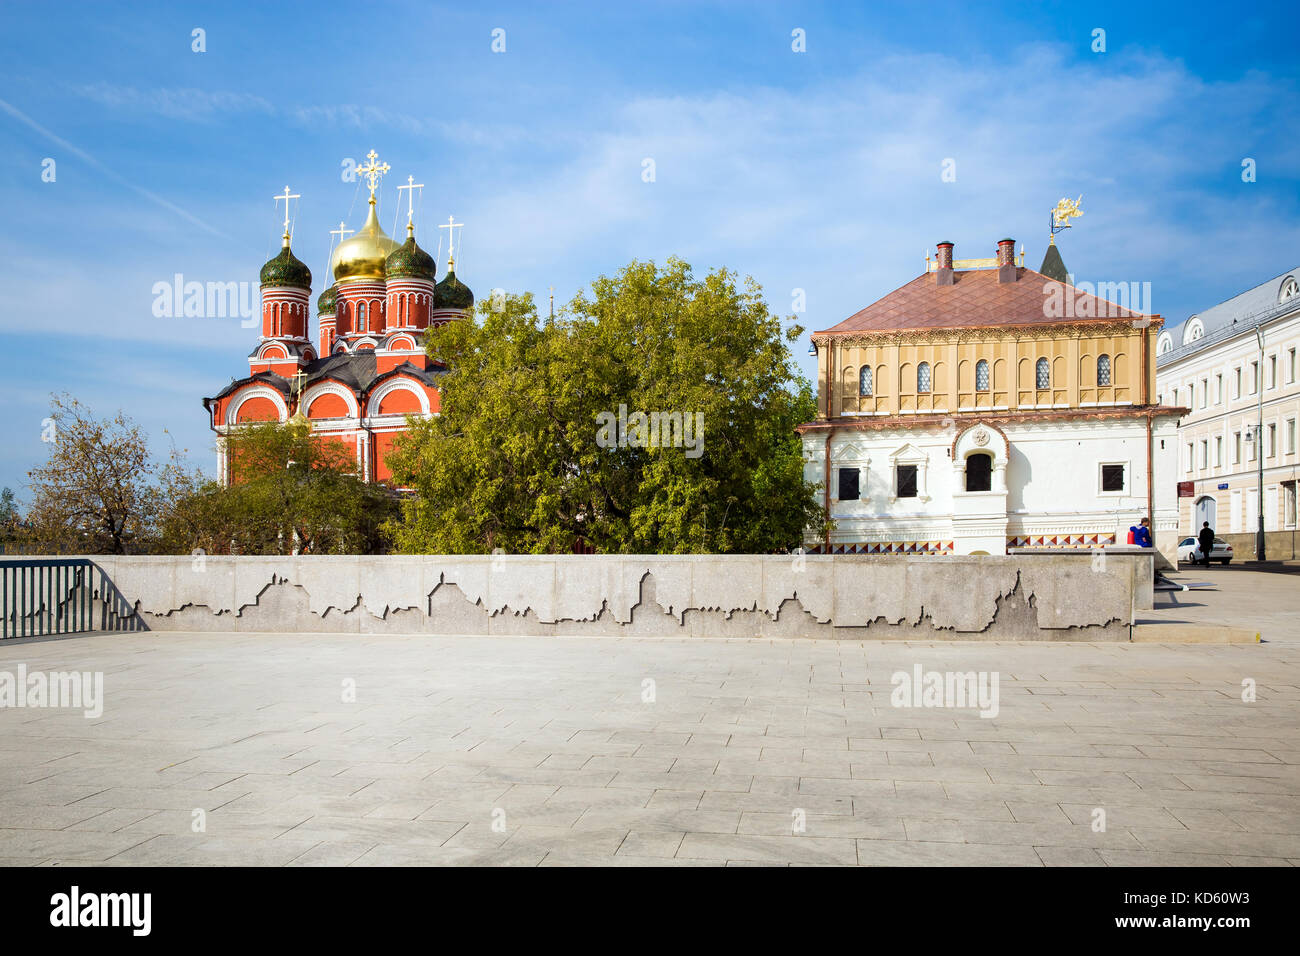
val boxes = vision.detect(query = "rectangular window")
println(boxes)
[1289,348,1297,384]
[896,464,918,499]
[1186,442,1194,474]
[1100,463,1126,493]
[1287,419,1297,455]
[1215,435,1223,467]
[1216,373,1223,404]
[1286,481,1298,528]
[1173,387,1180,406]
[1250,431,1258,461]
[1233,367,1242,398]
[837,467,859,501]
[1200,379,1208,408]
[1269,355,1277,389]
[1199,440,1208,469]
[1268,423,1277,458]
[1234,431,1242,464]
[1252,361,1259,394]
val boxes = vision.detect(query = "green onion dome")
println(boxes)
[434,269,474,310]
[260,241,312,290]
[385,234,437,282]
[316,284,337,315]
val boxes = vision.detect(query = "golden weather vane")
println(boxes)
[1049,195,1084,244]
[356,149,390,202]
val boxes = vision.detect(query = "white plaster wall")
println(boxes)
[807,418,1168,550]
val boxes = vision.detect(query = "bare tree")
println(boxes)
[26,394,155,554]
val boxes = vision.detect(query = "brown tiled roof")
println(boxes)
[815,267,1158,336]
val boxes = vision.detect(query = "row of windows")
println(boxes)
[1185,419,1299,472]
[1165,348,1299,409]
[856,356,1111,397]
[837,458,1125,498]
[838,463,926,498]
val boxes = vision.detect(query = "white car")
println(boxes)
[1177,536,1233,565]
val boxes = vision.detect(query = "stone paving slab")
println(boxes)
[0,628,1297,866]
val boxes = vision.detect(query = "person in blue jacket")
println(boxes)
[1129,517,1153,548]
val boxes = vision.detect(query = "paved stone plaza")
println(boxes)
[0,570,1297,867]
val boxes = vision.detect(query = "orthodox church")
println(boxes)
[202,151,474,485]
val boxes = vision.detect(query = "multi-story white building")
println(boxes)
[1155,267,1300,560]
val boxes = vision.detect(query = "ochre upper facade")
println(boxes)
[817,322,1156,419]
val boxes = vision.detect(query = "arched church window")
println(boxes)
[859,366,873,397]
[1097,354,1112,387]
[1036,357,1050,390]
[917,362,931,393]
[975,359,990,392]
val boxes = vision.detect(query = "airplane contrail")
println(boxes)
[0,95,228,239]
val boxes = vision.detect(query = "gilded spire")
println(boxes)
[356,149,390,205]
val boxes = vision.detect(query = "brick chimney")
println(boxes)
[997,238,1017,283]
[935,241,954,286]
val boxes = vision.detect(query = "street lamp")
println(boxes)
[1254,326,1266,561]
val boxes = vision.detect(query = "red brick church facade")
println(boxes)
[202,155,473,485]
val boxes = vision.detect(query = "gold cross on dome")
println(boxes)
[290,369,309,417]
[329,220,354,243]
[439,214,464,266]
[396,175,424,233]
[274,185,300,240]
[356,149,390,200]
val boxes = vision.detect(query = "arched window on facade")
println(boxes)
[917,362,931,393]
[357,302,366,330]
[859,366,873,397]
[1036,357,1050,390]
[965,452,992,492]
[1097,354,1112,387]
[975,359,990,392]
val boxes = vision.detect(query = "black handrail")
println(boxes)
[0,559,140,638]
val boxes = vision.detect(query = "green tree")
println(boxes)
[156,418,397,555]
[388,258,827,553]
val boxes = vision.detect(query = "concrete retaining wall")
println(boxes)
[2,552,1153,641]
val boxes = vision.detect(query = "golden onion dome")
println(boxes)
[330,200,402,282]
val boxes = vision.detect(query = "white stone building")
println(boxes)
[1155,267,1300,559]
[800,238,1184,562]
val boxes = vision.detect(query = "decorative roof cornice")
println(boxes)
[795,403,1187,435]
[813,318,1162,346]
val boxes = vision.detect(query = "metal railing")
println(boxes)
[1,558,139,639]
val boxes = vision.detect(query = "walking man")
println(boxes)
[1197,521,1216,567]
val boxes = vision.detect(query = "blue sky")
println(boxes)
[2,0,1298,499]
